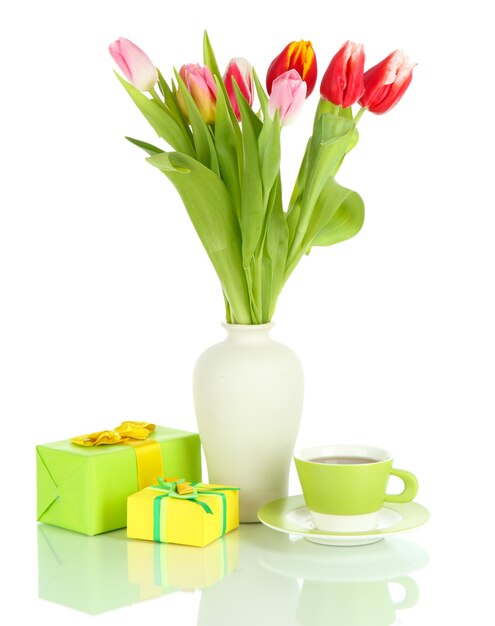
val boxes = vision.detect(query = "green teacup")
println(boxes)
[294,445,418,532]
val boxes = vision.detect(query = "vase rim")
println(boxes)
[222,322,274,331]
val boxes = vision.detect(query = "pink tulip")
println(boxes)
[320,41,365,108]
[359,50,416,114]
[268,69,307,126]
[109,37,158,91]
[223,58,254,120]
[178,63,217,124]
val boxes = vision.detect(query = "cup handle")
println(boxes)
[384,468,418,503]
[389,576,420,609]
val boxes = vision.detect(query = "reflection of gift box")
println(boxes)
[37,423,201,535]
[128,528,239,590]
[127,479,239,547]
[37,525,171,615]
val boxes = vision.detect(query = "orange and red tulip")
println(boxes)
[266,40,317,97]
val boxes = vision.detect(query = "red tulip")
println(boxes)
[109,37,158,91]
[320,41,365,108]
[178,63,217,124]
[359,50,415,114]
[268,69,307,126]
[266,40,317,97]
[223,58,254,120]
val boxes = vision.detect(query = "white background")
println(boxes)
[1,0,494,623]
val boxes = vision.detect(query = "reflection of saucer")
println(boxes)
[258,496,429,547]
[259,535,429,582]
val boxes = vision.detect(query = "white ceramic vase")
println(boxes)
[193,323,304,522]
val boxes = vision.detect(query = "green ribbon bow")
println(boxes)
[149,478,240,542]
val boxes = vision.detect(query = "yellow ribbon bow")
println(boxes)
[71,421,156,446]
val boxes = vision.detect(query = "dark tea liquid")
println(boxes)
[310,456,378,465]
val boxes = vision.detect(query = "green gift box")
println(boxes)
[36,424,201,535]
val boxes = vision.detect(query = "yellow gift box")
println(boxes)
[127,478,239,547]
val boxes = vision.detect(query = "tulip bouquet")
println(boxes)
[110,34,414,324]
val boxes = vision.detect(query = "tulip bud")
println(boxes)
[320,41,365,108]
[266,40,317,97]
[268,69,307,126]
[359,50,416,114]
[178,63,217,124]
[223,58,254,120]
[109,37,158,92]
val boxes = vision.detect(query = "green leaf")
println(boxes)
[285,177,364,281]
[174,69,220,174]
[262,177,288,321]
[125,136,164,157]
[258,112,281,207]
[145,151,190,173]
[253,68,268,117]
[147,151,252,323]
[287,199,302,251]
[203,31,241,130]
[213,77,241,213]
[203,31,223,85]
[314,99,360,154]
[314,98,354,123]
[303,113,355,211]
[304,177,364,249]
[157,70,194,143]
[235,83,264,269]
[115,73,195,157]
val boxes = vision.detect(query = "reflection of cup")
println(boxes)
[294,444,418,532]
[257,531,428,626]
[296,577,419,626]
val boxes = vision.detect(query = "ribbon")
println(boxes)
[70,421,156,446]
[149,478,240,543]
[71,421,163,490]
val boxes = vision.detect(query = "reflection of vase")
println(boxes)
[198,525,299,626]
[193,323,304,522]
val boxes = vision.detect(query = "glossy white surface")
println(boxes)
[34,523,429,624]
[2,0,494,624]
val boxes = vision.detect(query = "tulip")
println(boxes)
[178,63,217,124]
[268,69,307,126]
[223,58,254,120]
[359,50,416,114]
[109,37,158,91]
[266,40,317,97]
[320,41,365,108]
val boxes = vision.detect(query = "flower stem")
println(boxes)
[354,107,366,124]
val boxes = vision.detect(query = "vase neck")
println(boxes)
[223,323,274,344]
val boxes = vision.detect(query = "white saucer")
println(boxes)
[257,495,429,547]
